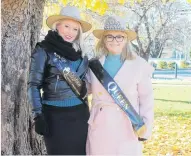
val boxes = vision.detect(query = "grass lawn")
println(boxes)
[143,85,191,156]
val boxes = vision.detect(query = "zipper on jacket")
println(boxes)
[55,75,59,92]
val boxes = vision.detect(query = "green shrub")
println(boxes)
[168,62,176,69]
[180,60,189,68]
[157,61,167,69]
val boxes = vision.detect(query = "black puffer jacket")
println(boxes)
[27,45,88,115]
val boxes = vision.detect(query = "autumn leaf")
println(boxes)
[92,1,101,12]
[137,0,142,3]
[61,0,68,5]
[86,0,92,8]
[51,3,61,15]
[129,0,135,6]
[187,0,191,4]
[99,2,108,15]
[118,0,125,5]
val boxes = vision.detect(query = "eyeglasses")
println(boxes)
[105,35,125,42]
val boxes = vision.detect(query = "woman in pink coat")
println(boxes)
[86,16,154,155]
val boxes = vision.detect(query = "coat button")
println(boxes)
[100,107,102,111]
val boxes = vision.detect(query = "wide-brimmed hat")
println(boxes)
[46,6,92,33]
[93,16,137,41]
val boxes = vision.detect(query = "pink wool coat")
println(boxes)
[86,55,154,155]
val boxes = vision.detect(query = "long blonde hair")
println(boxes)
[95,31,135,61]
[52,19,85,56]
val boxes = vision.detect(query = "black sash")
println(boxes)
[89,59,146,137]
[52,53,88,104]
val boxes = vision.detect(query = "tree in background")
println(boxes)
[125,0,187,60]
[42,0,191,61]
[171,19,191,60]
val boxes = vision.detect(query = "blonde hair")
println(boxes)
[95,31,135,61]
[52,19,85,56]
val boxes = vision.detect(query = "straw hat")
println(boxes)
[93,16,137,41]
[46,6,92,33]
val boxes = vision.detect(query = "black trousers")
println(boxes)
[43,104,90,155]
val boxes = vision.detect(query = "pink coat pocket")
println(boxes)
[87,105,105,130]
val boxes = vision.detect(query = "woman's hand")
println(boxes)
[34,114,49,136]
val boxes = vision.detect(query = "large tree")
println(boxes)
[1,0,46,155]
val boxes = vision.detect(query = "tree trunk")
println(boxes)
[1,0,46,155]
[140,50,150,61]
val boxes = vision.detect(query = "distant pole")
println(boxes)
[152,63,156,79]
[152,71,154,78]
[174,63,178,78]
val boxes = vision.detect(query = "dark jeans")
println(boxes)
[42,104,90,155]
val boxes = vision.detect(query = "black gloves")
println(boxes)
[34,114,49,136]
[79,80,87,100]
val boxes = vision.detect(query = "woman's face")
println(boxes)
[104,31,127,55]
[56,19,80,42]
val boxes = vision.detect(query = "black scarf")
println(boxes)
[38,30,82,61]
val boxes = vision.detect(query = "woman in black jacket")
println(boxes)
[28,6,92,155]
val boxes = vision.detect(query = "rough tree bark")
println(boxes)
[1,0,46,155]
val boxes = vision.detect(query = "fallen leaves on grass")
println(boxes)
[143,114,191,155]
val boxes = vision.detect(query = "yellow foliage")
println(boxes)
[143,115,191,155]
[118,0,125,5]
[61,0,68,5]
[76,0,85,9]
[162,0,166,4]
[91,1,108,15]
[187,0,191,4]
[118,0,144,5]
[50,3,61,15]
[102,2,109,10]
[70,0,79,6]
[86,0,92,8]
[129,0,135,6]
[99,9,106,15]
[93,1,102,12]
[137,0,142,3]
[99,2,108,15]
